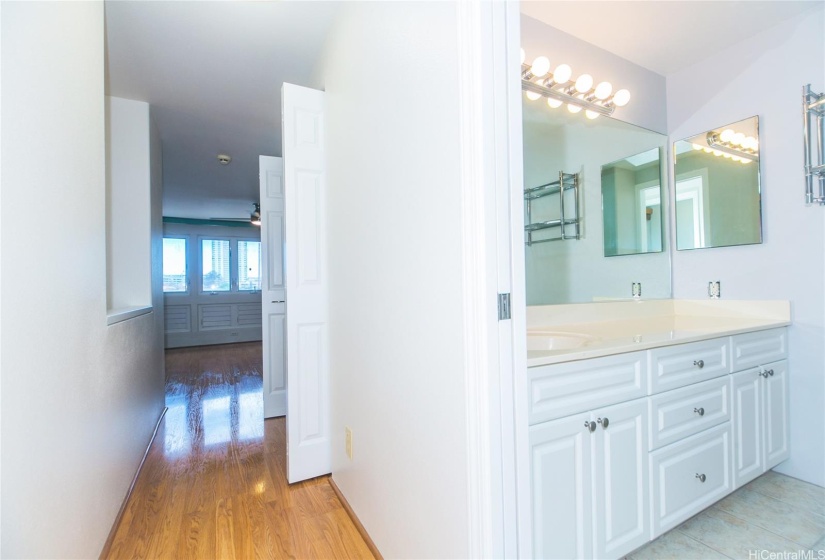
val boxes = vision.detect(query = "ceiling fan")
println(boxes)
[210,203,261,226]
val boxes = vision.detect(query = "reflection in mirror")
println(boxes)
[673,116,762,250]
[601,148,664,257]
[523,98,670,305]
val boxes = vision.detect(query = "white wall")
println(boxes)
[667,6,825,486]
[107,96,152,311]
[319,2,470,557]
[520,15,668,134]
[0,3,166,556]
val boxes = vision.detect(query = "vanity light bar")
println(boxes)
[520,52,631,119]
[706,129,759,158]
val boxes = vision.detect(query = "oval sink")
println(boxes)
[526,331,598,351]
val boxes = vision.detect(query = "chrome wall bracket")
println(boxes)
[803,84,825,205]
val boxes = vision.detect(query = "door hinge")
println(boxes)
[498,293,511,321]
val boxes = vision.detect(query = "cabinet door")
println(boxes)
[763,360,790,469]
[592,399,650,559]
[530,413,593,560]
[731,369,763,488]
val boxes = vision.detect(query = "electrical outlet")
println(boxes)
[345,426,353,460]
[708,281,721,299]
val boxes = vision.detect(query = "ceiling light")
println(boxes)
[251,203,261,226]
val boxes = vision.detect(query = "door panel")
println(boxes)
[764,360,790,469]
[259,155,286,418]
[282,83,330,483]
[731,369,762,488]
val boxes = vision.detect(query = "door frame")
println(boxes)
[456,2,528,558]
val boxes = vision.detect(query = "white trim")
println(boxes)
[456,1,494,557]
[107,305,153,326]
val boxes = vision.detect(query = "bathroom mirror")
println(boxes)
[523,98,670,305]
[673,116,762,250]
[601,148,664,257]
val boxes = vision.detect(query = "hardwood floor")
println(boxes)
[105,342,375,559]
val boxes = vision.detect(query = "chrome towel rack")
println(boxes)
[803,84,825,205]
[524,171,580,245]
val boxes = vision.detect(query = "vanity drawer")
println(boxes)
[650,423,732,537]
[528,351,646,425]
[648,338,729,394]
[731,328,787,371]
[649,376,730,450]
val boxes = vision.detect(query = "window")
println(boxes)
[237,240,262,291]
[162,237,188,293]
[202,239,231,292]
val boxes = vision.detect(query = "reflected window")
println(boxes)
[238,392,263,441]
[203,395,231,446]
[163,392,191,455]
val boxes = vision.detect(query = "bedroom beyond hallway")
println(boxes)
[103,342,375,559]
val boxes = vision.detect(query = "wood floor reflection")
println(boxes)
[105,342,374,559]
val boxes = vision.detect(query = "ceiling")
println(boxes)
[105,1,339,220]
[520,1,821,76]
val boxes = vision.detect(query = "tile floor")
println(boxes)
[628,471,825,560]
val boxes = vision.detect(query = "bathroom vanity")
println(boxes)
[525,300,790,560]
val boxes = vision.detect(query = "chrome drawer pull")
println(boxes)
[694,407,705,416]
[584,421,596,433]
[695,473,706,483]
[693,359,705,369]
[597,417,609,430]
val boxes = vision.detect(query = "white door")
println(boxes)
[592,399,650,559]
[732,369,763,487]
[763,360,790,469]
[282,82,329,483]
[259,156,286,418]
[529,413,593,560]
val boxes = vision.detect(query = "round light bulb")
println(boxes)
[520,48,525,65]
[741,158,751,164]
[594,81,613,100]
[546,97,562,109]
[612,89,631,107]
[567,103,582,114]
[720,129,735,142]
[552,64,572,84]
[723,152,731,158]
[713,150,723,157]
[692,143,703,151]
[525,90,541,101]
[585,110,600,120]
[744,136,757,150]
[732,132,745,146]
[530,56,551,78]
[703,147,713,153]
[731,156,742,162]
[574,74,593,93]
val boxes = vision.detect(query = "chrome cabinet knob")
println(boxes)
[694,407,705,416]
[693,359,705,369]
[767,369,774,376]
[584,420,597,433]
[597,417,609,429]
[695,473,706,483]
[761,371,769,378]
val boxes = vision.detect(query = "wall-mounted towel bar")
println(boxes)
[803,84,825,205]
[524,171,580,245]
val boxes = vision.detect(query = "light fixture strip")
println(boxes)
[706,133,758,158]
[521,80,615,116]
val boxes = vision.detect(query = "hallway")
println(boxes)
[105,342,375,559]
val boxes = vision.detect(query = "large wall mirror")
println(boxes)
[673,116,762,250]
[523,99,670,305]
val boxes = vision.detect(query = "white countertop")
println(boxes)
[526,300,791,367]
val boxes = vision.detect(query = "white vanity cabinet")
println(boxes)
[529,397,649,560]
[528,326,790,560]
[730,328,789,488]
